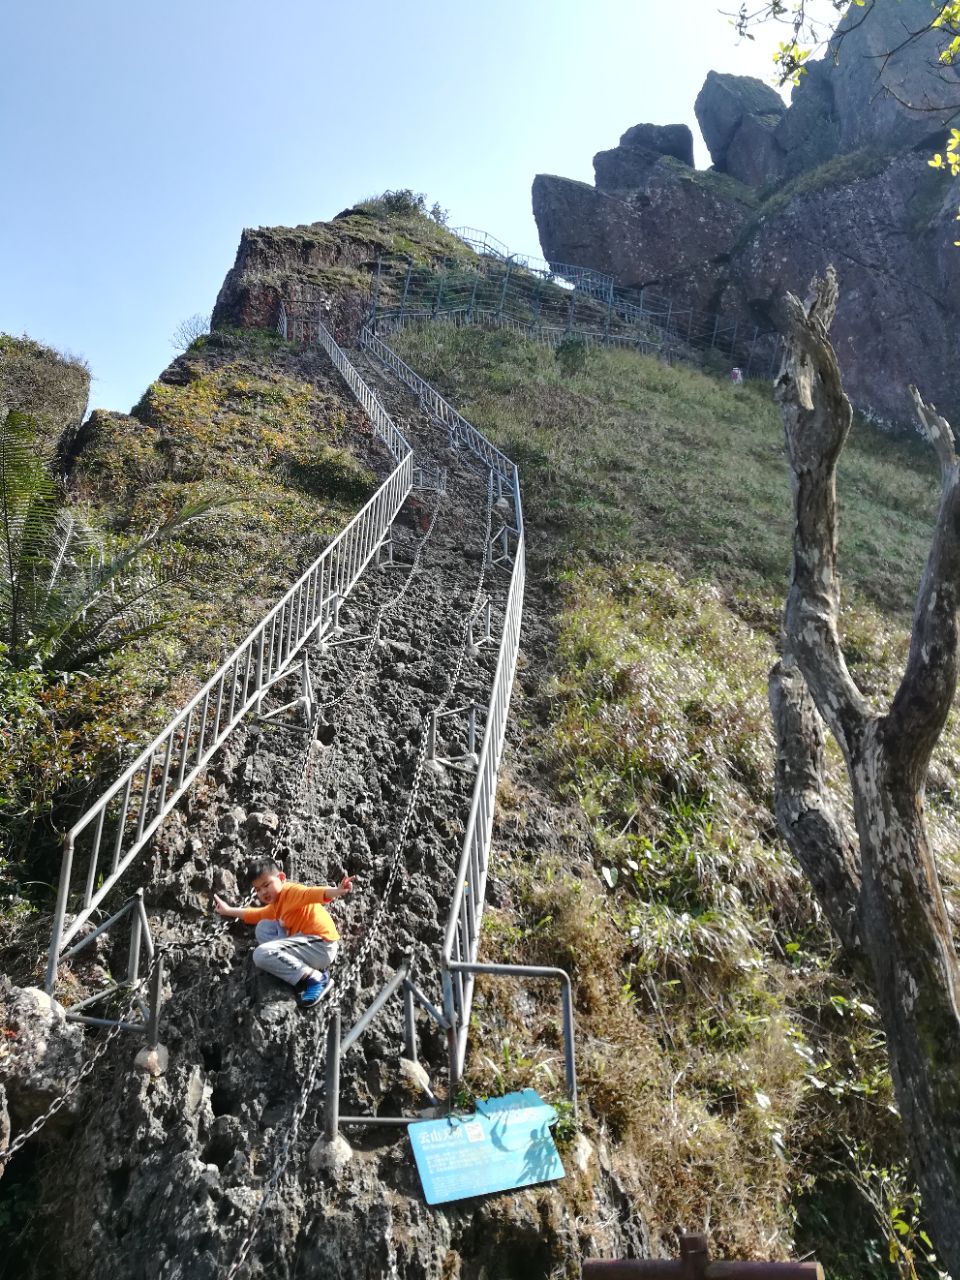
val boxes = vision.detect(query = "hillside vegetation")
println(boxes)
[0,328,379,902]
[389,317,956,1277]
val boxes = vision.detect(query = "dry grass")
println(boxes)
[388,319,946,1268]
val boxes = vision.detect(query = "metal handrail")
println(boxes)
[45,322,414,991]
[441,537,524,1077]
[452,226,615,296]
[358,321,528,1085]
[359,326,519,504]
[379,307,664,358]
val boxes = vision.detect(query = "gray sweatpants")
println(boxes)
[253,919,339,986]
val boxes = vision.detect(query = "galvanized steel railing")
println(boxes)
[442,533,524,1076]
[359,326,520,509]
[358,322,525,1079]
[384,229,782,380]
[452,225,615,298]
[45,322,413,991]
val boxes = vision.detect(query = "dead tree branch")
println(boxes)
[774,269,871,763]
[771,270,960,1272]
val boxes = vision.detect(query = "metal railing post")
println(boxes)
[399,262,412,322]
[146,952,164,1049]
[403,981,418,1063]
[559,973,578,1111]
[442,969,459,1112]
[324,1008,341,1142]
[497,260,512,320]
[680,1235,709,1280]
[127,891,144,983]
[45,835,75,993]
[746,325,759,377]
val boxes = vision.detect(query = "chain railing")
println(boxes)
[359,326,520,511]
[223,450,497,1280]
[45,325,414,993]
[357,322,526,1083]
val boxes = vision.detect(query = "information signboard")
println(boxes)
[408,1088,565,1205]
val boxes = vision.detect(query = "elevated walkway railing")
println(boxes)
[357,322,525,1083]
[452,225,615,298]
[397,227,783,380]
[45,322,414,992]
[378,305,664,358]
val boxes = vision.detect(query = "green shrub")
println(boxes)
[555,334,589,377]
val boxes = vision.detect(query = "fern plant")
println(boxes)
[0,409,224,673]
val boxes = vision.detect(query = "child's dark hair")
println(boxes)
[247,857,283,883]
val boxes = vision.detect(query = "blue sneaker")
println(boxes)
[297,973,332,1008]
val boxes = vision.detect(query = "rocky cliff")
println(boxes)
[532,0,960,426]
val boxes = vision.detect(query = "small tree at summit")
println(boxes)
[769,269,960,1276]
[170,313,210,352]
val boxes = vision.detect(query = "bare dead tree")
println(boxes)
[769,268,960,1273]
[170,313,210,352]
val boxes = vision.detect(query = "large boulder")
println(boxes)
[533,0,960,429]
[827,0,960,154]
[0,980,86,1168]
[725,111,786,188]
[694,71,786,176]
[775,59,842,178]
[618,122,694,165]
[533,162,754,312]
[594,123,694,192]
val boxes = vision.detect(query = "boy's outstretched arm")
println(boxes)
[213,894,246,919]
[297,875,356,904]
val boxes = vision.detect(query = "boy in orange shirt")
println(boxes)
[213,858,353,1007]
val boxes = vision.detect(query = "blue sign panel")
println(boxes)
[409,1088,565,1205]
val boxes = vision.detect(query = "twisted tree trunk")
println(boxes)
[769,269,960,1271]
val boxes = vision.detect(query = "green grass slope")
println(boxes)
[389,318,955,1277]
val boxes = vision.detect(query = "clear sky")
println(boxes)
[1,1,812,414]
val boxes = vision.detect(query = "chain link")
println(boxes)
[222,464,496,1279]
[7,360,497,1272]
[0,947,163,1166]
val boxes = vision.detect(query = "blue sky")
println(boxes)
[1,1,801,414]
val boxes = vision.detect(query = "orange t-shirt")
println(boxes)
[242,882,340,941]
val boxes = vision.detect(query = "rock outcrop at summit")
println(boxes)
[694,72,785,187]
[532,166,754,316]
[533,0,960,426]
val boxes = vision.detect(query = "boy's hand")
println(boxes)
[338,875,354,898]
[213,894,238,918]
